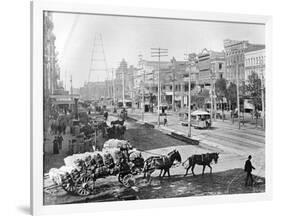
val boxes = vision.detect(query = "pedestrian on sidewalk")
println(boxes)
[244,155,255,186]
[163,114,168,126]
[53,136,59,154]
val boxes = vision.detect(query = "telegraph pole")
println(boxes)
[171,57,176,112]
[70,75,73,111]
[151,48,168,127]
[184,53,192,137]
[122,62,125,108]
[236,61,240,129]
[260,63,265,129]
[139,54,145,121]
[210,63,216,123]
[111,68,115,105]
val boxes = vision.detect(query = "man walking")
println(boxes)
[244,155,255,186]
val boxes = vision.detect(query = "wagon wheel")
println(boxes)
[75,176,95,196]
[61,178,76,194]
[121,174,135,188]
[118,173,124,184]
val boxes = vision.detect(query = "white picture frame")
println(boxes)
[31,0,273,215]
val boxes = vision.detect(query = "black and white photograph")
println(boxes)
[41,10,267,206]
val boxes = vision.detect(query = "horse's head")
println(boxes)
[169,149,182,163]
[212,152,219,164]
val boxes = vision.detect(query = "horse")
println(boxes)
[107,125,126,139]
[183,152,219,176]
[110,119,125,126]
[143,149,182,179]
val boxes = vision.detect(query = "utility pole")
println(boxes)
[184,53,192,137]
[122,61,125,108]
[142,70,145,121]
[210,63,216,122]
[151,48,168,127]
[261,64,265,129]
[112,68,115,105]
[64,70,67,90]
[171,57,176,112]
[236,60,240,129]
[70,75,73,111]
[139,54,145,121]
[213,64,217,121]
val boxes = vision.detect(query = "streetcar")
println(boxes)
[180,110,211,129]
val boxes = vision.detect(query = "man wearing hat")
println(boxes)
[244,155,255,186]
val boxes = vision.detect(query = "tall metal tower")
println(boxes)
[88,33,108,100]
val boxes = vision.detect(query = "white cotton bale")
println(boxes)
[103,139,130,150]
[103,147,122,164]
[48,168,63,185]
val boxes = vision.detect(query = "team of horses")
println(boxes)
[142,149,220,180]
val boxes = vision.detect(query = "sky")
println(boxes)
[51,12,265,89]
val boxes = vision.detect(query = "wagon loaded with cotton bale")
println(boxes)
[47,139,144,196]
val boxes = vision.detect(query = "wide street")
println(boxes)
[125,109,265,177]
[44,113,265,204]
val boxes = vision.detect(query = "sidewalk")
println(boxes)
[43,127,73,173]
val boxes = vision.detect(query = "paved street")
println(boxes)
[44,115,265,205]
[125,109,265,177]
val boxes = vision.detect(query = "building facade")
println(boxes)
[244,47,265,81]
[224,39,265,84]
[43,12,61,131]
[115,59,134,102]
[198,49,225,87]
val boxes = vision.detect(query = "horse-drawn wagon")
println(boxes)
[48,140,144,196]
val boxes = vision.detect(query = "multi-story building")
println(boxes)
[115,59,134,102]
[134,56,200,109]
[224,39,264,84]
[244,46,265,81]
[44,12,60,96]
[198,49,225,87]
[162,56,199,109]
[43,12,61,131]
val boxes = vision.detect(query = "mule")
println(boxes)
[143,149,181,179]
[183,152,219,176]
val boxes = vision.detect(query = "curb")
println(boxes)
[128,114,199,145]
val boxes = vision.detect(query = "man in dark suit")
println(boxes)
[244,155,255,186]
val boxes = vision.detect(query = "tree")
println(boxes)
[245,72,262,110]
[245,72,262,127]
[226,82,237,111]
[215,78,227,120]
[191,88,210,109]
